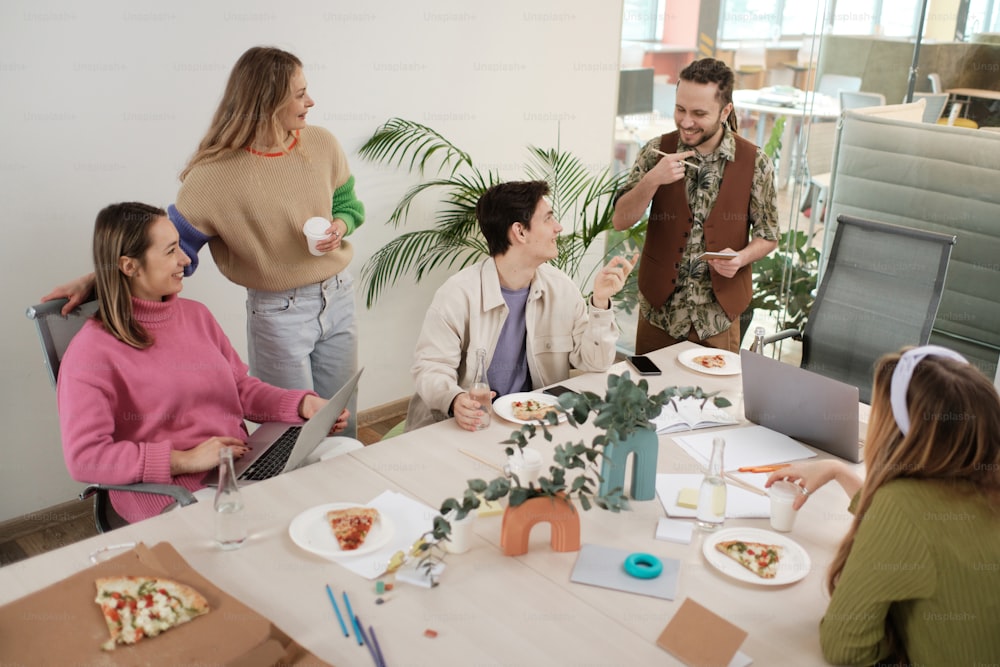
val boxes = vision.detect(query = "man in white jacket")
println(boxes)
[406,180,637,431]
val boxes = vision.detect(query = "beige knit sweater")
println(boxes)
[176,125,359,292]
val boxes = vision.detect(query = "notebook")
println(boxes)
[740,351,863,463]
[204,368,363,485]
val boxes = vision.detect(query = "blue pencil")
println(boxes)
[370,625,386,667]
[342,591,363,646]
[324,584,349,637]
[355,615,382,667]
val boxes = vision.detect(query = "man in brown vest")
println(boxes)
[613,58,779,354]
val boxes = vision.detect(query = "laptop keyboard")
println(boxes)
[239,426,302,481]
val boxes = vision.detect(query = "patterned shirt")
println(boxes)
[618,126,779,339]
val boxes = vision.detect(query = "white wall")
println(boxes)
[0,1,624,521]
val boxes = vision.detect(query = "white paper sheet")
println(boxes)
[656,473,771,519]
[674,425,816,471]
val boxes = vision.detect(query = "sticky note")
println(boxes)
[476,495,504,517]
[676,487,699,509]
[655,517,694,545]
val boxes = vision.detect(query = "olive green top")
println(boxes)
[820,478,1000,665]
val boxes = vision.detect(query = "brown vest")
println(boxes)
[637,130,757,321]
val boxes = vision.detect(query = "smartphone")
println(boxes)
[544,384,576,397]
[627,355,662,376]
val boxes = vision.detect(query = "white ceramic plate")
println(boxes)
[288,502,394,559]
[492,392,567,425]
[677,348,742,376]
[702,526,811,586]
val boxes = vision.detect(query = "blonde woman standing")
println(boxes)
[45,47,364,437]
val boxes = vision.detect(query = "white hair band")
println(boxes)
[890,345,969,436]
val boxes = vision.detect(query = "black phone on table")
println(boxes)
[544,384,576,397]
[627,355,662,376]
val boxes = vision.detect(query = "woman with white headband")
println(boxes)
[766,345,1000,665]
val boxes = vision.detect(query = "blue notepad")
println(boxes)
[570,543,680,600]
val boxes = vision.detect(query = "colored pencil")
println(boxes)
[370,625,386,667]
[324,584,349,637]
[738,464,790,473]
[355,615,383,667]
[651,148,699,169]
[342,591,363,646]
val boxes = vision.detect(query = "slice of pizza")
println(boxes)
[95,576,209,650]
[694,354,727,369]
[715,540,783,579]
[511,398,557,421]
[326,507,380,551]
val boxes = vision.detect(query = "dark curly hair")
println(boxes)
[678,58,737,131]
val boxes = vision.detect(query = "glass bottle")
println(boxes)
[469,348,491,430]
[214,447,247,549]
[752,326,766,354]
[696,437,727,530]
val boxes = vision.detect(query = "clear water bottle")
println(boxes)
[752,326,766,354]
[469,347,491,431]
[214,447,247,549]
[696,437,727,530]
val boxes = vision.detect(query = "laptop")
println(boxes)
[204,368,363,485]
[740,351,864,463]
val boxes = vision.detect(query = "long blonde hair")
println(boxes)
[92,202,165,349]
[827,348,1000,658]
[180,46,302,180]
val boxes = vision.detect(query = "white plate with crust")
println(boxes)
[702,526,810,586]
[677,348,742,376]
[492,392,567,425]
[288,502,394,559]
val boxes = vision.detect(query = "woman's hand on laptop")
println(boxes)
[330,409,349,435]
[170,436,248,475]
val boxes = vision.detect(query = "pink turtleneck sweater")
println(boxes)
[57,295,313,523]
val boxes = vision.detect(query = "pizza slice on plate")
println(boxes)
[693,354,727,369]
[715,540,783,579]
[94,576,209,650]
[326,507,380,551]
[511,398,558,421]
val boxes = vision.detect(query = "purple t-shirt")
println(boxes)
[488,285,531,396]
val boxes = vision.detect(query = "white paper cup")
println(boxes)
[768,480,800,532]
[303,217,331,256]
[443,511,475,554]
[504,448,543,487]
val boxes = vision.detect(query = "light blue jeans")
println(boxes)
[246,272,359,438]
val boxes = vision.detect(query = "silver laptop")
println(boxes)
[740,351,863,463]
[204,368,363,485]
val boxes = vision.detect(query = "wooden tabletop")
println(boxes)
[0,342,861,666]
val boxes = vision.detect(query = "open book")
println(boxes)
[652,396,738,434]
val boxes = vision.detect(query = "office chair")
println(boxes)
[760,215,956,403]
[839,91,887,110]
[910,92,949,123]
[26,298,197,533]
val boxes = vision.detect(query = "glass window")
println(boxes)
[721,0,782,41]
[622,0,660,41]
[965,0,996,38]
[880,0,920,36]
[830,0,877,35]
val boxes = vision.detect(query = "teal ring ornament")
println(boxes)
[624,552,663,579]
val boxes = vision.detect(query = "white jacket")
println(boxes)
[406,258,618,430]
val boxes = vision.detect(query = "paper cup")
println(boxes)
[303,217,331,256]
[768,480,800,532]
[504,448,543,487]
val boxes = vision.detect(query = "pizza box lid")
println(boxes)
[0,541,330,666]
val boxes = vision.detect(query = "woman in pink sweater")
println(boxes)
[57,202,348,523]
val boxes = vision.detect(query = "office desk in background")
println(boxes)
[733,89,840,189]
[0,342,860,666]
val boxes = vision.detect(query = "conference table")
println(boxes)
[0,342,863,666]
[732,88,840,189]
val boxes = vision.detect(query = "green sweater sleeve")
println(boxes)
[819,485,935,665]
[331,175,365,234]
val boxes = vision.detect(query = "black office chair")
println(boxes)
[26,298,197,532]
[760,215,956,403]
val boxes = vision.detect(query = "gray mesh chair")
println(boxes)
[839,90,886,110]
[26,298,197,532]
[762,215,956,403]
[910,92,949,123]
